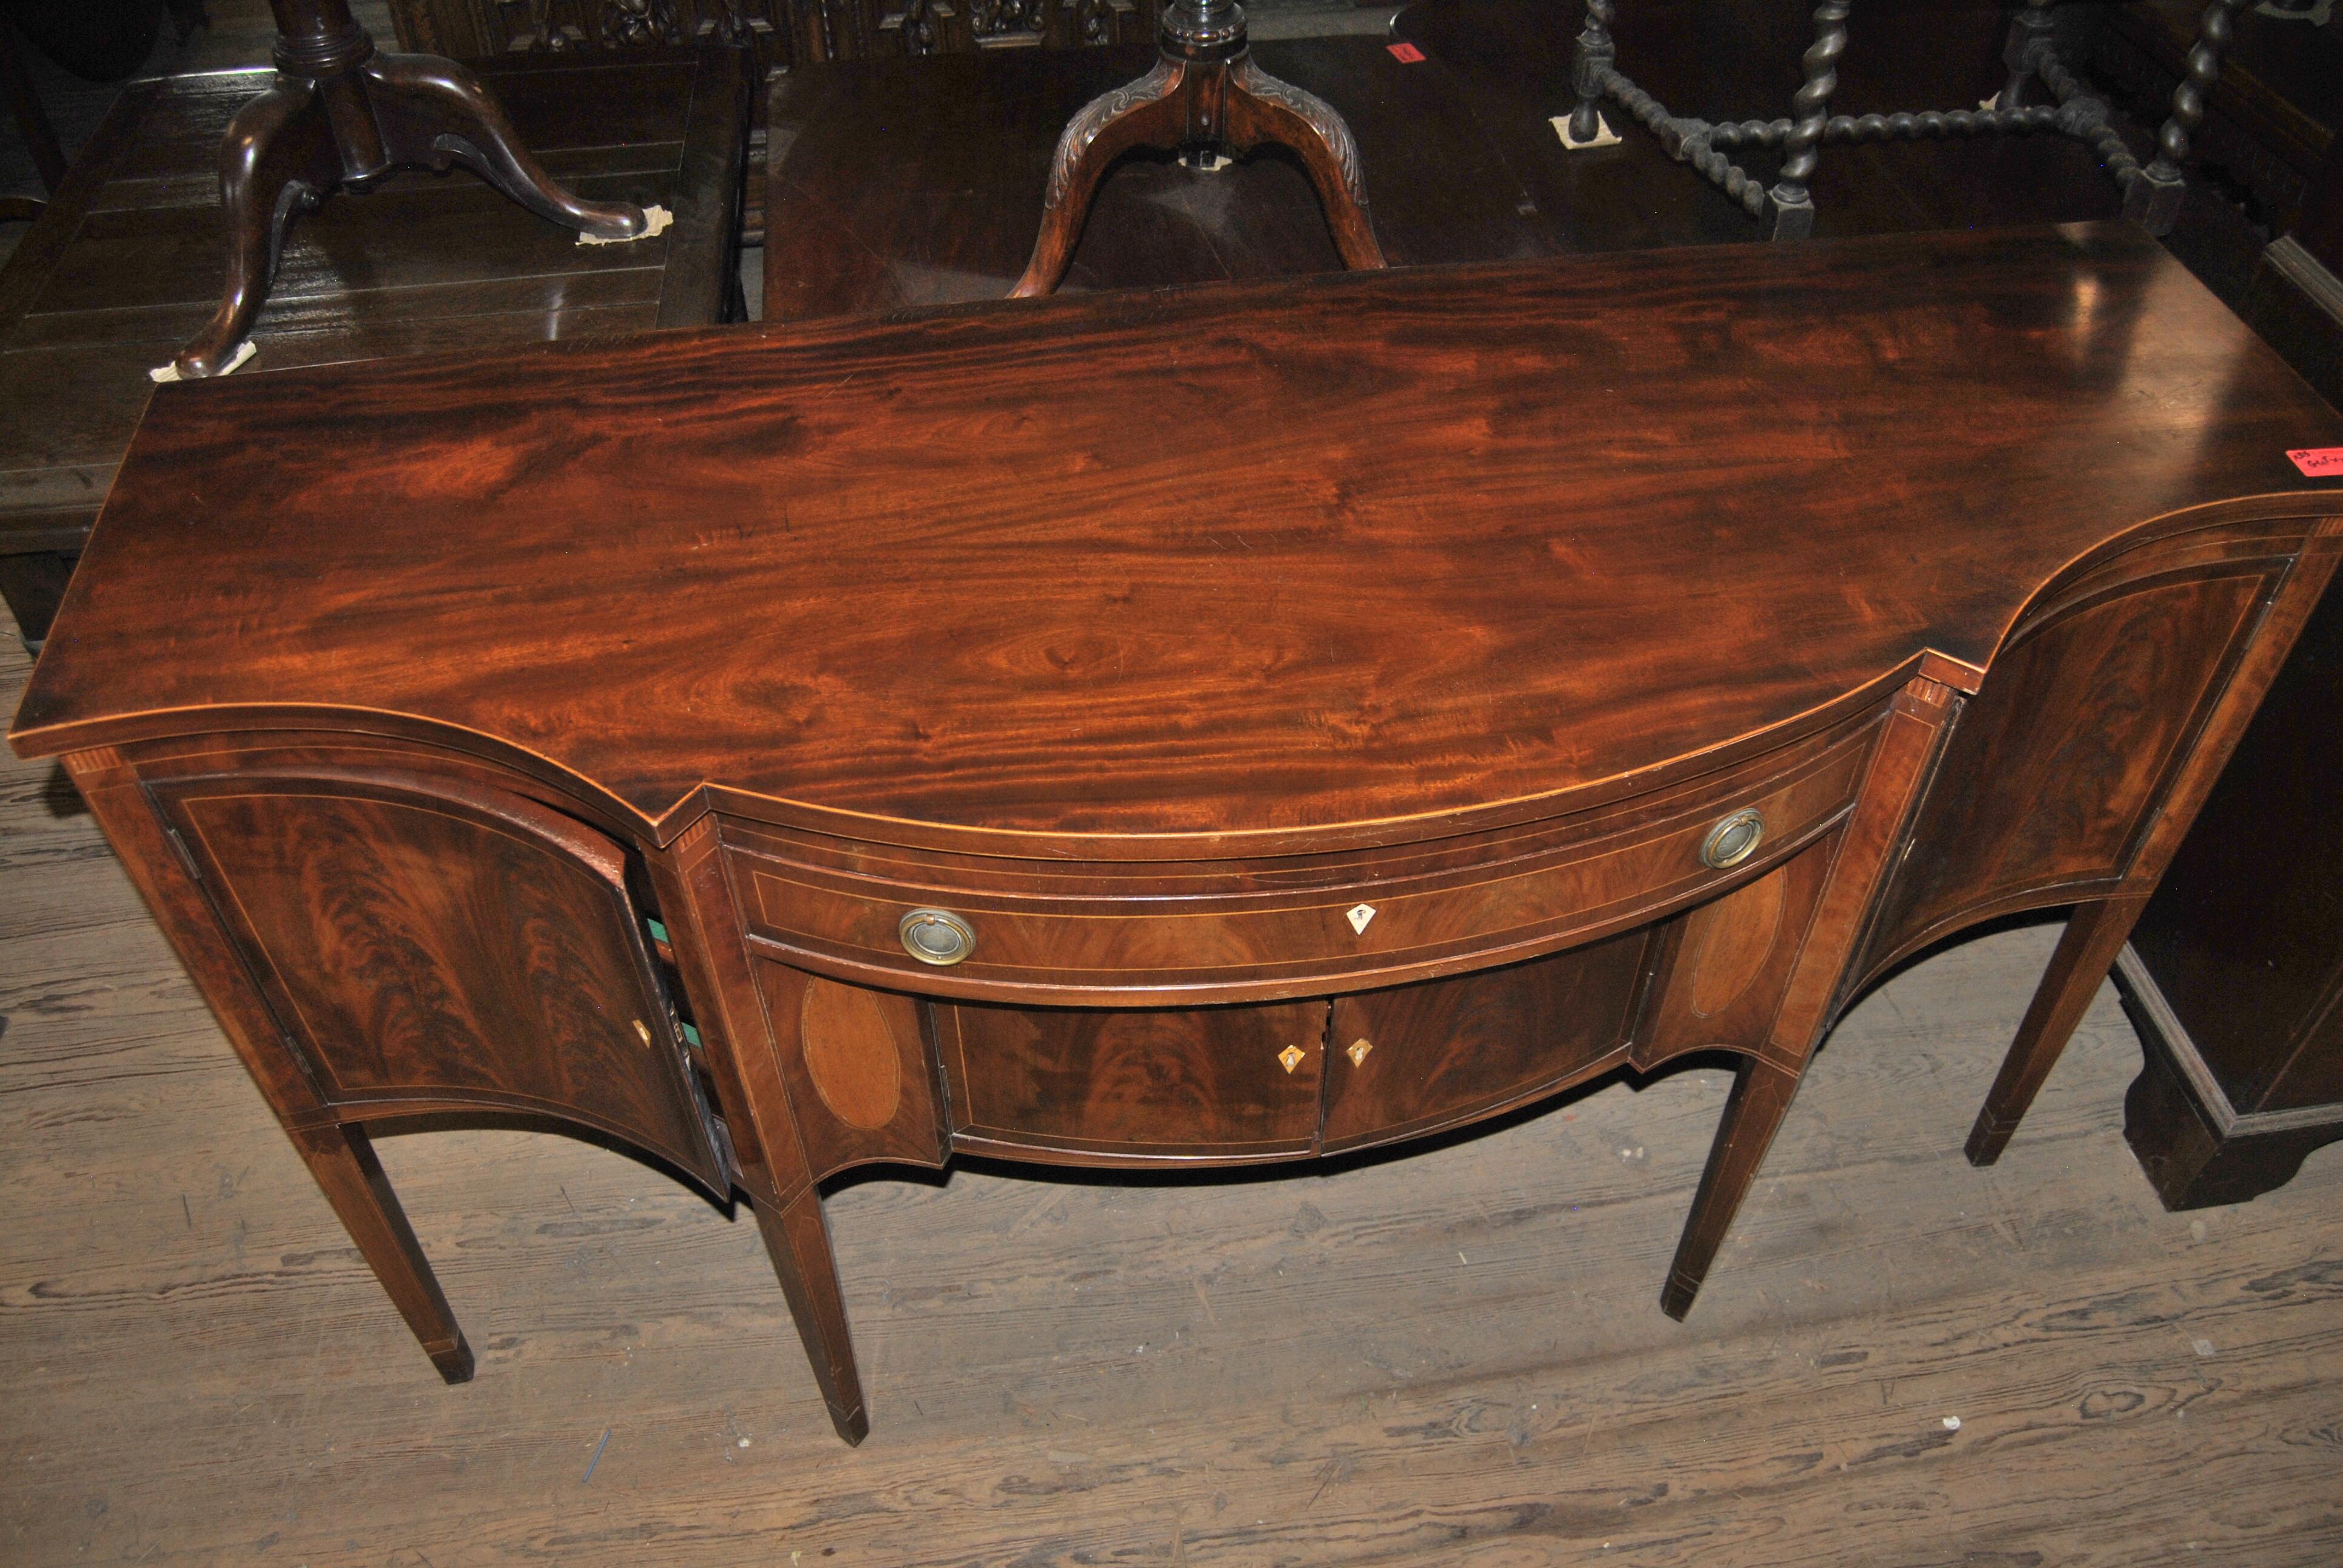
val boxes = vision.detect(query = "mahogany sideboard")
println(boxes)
[11,222,2341,1445]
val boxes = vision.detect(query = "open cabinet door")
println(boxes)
[149,767,727,1193]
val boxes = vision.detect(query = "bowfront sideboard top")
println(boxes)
[12,221,2342,1443]
[18,222,2336,839]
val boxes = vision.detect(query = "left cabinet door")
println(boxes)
[149,769,727,1192]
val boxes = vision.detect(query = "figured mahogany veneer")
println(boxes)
[11,223,2342,1445]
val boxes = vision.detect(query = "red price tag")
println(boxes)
[2287,447,2343,477]
[1388,42,1425,62]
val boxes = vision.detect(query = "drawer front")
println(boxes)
[1322,929,1657,1154]
[727,710,1883,1002]
[937,1001,1329,1165]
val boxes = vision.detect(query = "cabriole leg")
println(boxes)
[363,51,645,238]
[173,81,339,379]
[754,1189,869,1445]
[289,1123,474,1383]
[1010,57,1185,298]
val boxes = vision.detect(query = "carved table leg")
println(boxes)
[290,1123,475,1383]
[1999,0,2059,111]
[1011,0,1383,299]
[1565,0,1617,147]
[1763,0,1848,241]
[2123,0,2246,237]
[754,1189,869,1445]
[174,81,341,379]
[1965,894,2148,1166]
[1222,57,1384,272]
[362,51,647,237]
[173,0,648,378]
[1012,59,1188,299]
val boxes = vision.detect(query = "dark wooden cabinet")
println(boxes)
[2116,570,2343,1208]
[12,224,2342,1446]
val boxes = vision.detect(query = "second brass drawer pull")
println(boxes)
[1701,808,1765,870]
[899,907,977,966]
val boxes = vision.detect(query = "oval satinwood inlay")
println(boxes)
[799,977,905,1131]
[1688,866,1786,1020]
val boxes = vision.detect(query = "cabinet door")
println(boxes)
[936,1001,1328,1165]
[151,769,726,1192]
[1322,930,1654,1154]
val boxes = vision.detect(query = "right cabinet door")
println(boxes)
[936,1001,1329,1166]
[1322,929,1657,1154]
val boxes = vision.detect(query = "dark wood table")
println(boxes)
[0,45,751,649]
[14,223,2340,1444]
[763,34,1553,320]
[762,3,2138,321]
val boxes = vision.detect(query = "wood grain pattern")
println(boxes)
[1322,930,1654,1154]
[939,1000,1329,1163]
[1861,538,2305,979]
[0,47,749,644]
[752,958,946,1180]
[16,225,2341,846]
[154,771,724,1191]
[721,707,1875,1004]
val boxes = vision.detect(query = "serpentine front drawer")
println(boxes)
[722,707,1884,1002]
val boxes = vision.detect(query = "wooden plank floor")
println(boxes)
[5,614,2343,1564]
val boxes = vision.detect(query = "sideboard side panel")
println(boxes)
[1865,552,2296,973]
[62,750,329,1123]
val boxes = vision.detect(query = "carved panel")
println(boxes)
[389,0,798,80]
[873,0,1150,56]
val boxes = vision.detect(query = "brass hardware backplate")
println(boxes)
[1700,808,1766,869]
[900,907,977,966]
[1278,1044,1305,1074]
[1347,1038,1373,1067]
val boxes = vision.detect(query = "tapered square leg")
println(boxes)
[289,1123,473,1383]
[1966,895,2147,1166]
[754,1189,868,1445]
[1661,1059,1801,1320]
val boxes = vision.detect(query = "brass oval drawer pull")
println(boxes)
[1701,808,1765,870]
[899,907,977,966]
